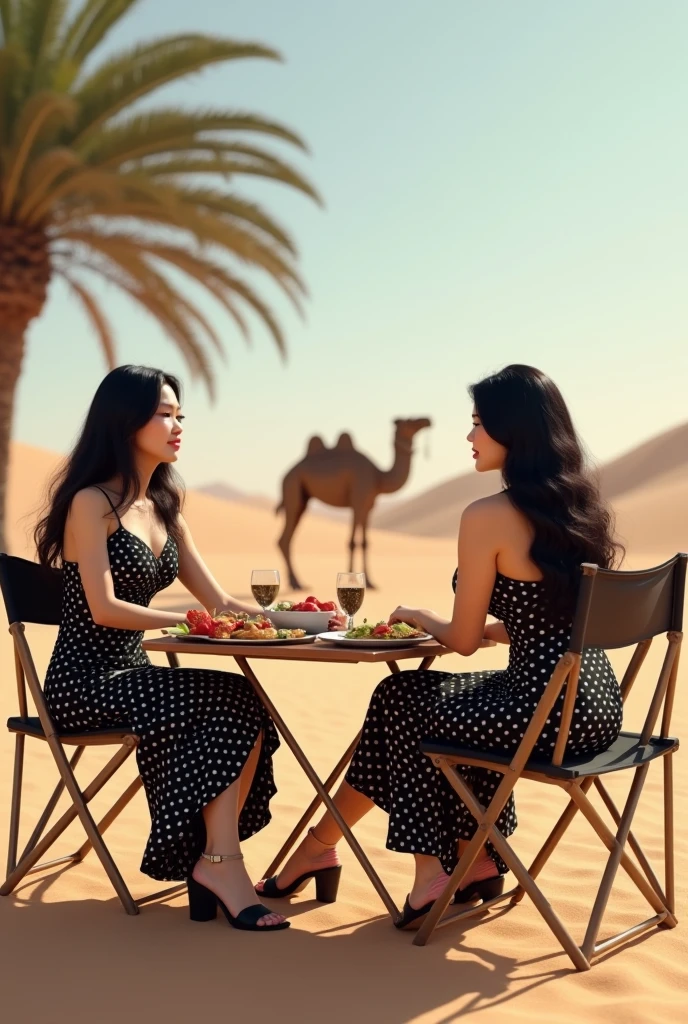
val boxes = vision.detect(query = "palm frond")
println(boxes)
[54,194,305,308]
[56,0,141,65]
[213,272,287,358]
[142,242,252,344]
[166,185,297,254]
[59,229,225,358]
[79,108,308,166]
[72,35,281,144]
[1,0,16,42]
[58,268,116,366]
[14,146,81,218]
[141,147,321,204]
[1,90,76,216]
[24,165,182,225]
[73,256,217,395]
[0,43,27,148]
[17,0,69,65]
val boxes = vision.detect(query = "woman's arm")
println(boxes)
[388,498,500,656]
[68,490,191,630]
[483,620,510,644]
[175,515,261,617]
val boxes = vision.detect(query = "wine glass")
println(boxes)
[336,572,366,632]
[251,569,280,612]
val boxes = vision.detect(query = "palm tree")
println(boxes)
[0,0,319,551]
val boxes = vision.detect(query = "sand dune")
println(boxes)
[2,439,686,1023]
[599,421,688,500]
[373,423,688,555]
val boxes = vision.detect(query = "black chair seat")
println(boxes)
[7,716,137,746]
[420,729,679,780]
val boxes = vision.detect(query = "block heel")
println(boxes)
[314,865,342,903]
[453,873,505,904]
[188,875,218,921]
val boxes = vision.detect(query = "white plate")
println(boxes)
[316,630,433,648]
[161,630,317,646]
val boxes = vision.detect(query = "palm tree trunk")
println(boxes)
[0,326,27,553]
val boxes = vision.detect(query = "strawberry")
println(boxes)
[319,601,337,612]
[305,596,319,604]
[300,602,319,612]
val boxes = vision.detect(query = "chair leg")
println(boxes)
[663,753,675,916]
[594,777,667,906]
[412,770,591,971]
[1,741,139,915]
[6,734,25,876]
[511,777,594,904]
[568,771,676,962]
[74,775,143,862]
[17,747,85,865]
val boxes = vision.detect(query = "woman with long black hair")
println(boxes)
[256,364,624,928]
[36,365,288,931]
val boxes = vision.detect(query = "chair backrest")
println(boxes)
[569,554,687,654]
[0,553,63,626]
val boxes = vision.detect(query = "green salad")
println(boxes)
[344,619,425,640]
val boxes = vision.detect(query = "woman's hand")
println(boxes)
[388,606,426,629]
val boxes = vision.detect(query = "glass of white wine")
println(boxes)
[251,569,280,612]
[336,572,366,632]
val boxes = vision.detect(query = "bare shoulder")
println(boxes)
[69,487,113,523]
[461,492,513,528]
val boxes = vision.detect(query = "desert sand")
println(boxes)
[1,442,686,1023]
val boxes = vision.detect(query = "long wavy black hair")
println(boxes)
[470,364,623,616]
[35,365,185,567]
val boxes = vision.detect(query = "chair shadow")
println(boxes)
[2,866,672,1023]
[0,877,569,1024]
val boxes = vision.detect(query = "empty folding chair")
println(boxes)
[414,553,686,969]
[0,553,185,913]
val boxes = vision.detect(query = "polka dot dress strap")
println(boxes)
[93,486,122,527]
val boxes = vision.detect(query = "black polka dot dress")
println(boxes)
[345,572,623,876]
[44,520,279,882]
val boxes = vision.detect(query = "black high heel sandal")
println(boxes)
[395,874,505,930]
[257,827,342,904]
[189,853,290,932]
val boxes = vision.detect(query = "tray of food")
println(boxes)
[162,610,316,644]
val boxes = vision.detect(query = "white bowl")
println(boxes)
[265,609,333,634]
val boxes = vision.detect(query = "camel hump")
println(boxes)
[306,435,327,456]
[334,431,354,451]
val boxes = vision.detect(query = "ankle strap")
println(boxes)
[308,827,336,849]
[201,852,244,863]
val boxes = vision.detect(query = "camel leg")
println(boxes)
[277,478,309,591]
[360,512,376,590]
[348,514,357,573]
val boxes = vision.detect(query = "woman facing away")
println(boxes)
[256,364,624,929]
[36,365,289,932]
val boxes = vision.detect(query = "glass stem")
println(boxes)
[347,614,354,631]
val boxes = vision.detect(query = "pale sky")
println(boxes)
[16,0,688,500]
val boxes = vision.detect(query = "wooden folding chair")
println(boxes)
[413,553,686,969]
[0,553,185,914]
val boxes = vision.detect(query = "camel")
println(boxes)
[276,417,432,590]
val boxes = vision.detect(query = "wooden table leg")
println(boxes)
[263,730,362,879]
[234,655,402,923]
